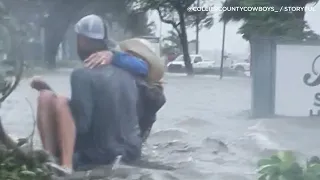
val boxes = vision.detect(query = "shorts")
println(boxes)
[66,100,109,170]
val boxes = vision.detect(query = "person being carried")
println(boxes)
[31,14,148,173]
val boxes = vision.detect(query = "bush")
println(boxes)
[0,144,53,180]
[257,151,320,180]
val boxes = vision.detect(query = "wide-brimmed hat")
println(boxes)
[118,38,164,82]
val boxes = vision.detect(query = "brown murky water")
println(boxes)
[0,71,318,179]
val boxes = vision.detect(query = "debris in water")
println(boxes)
[202,137,228,154]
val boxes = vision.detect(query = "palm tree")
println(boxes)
[220,0,319,40]
[221,0,318,22]
[125,11,156,36]
[162,30,181,51]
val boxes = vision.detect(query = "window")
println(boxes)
[175,56,184,61]
[194,56,202,63]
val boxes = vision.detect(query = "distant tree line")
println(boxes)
[0,0,318,75]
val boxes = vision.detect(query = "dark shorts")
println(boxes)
[66,100,138,170]
[67,100,114,170]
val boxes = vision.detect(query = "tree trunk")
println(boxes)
[43,0,87,69]
[178,11,193,75]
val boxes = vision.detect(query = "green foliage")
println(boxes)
[162,30,181,49]
[257,151,320,180]
[161,30,181,55]
[161,30,197,55]
[220,0,320,40]
[134,0,214,74]
[0,147,53,180]
[135,0,213,34]
[185,0,214,30]
[239,19,320,40]
[117,10,156,36]
[161,44,176,55]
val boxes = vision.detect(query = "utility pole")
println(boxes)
[219,21,226,79]
[195,0,200,54]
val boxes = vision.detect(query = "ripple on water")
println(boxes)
[202,137,228,153]
[175,118,213,128]
[195,137,230,165]
[109,164,215,180]
[152,140,199,153]
[241,121,283,152]
[131,171,180,180]
[148,128,189,143]
[146,128,198,169]
[146,140,196,168]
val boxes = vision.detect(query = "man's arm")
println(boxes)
[112,51,148,76]
[70,69,93,135]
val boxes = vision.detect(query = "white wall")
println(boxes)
[275,44,320,116]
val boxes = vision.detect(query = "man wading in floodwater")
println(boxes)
[29,14,165,173]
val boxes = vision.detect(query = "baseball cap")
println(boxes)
[74,14,106,40]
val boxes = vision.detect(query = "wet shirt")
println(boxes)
[69,65,142,165]
[136,78,166,140]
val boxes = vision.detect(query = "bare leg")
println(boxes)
[37,90,58,155]
[36,91,76,170]
[54,96,76,169]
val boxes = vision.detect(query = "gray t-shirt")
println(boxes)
[69,65,142,165]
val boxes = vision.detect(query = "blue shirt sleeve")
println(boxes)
[112,51,149,76]
[70,68,93,135]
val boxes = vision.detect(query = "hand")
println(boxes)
[84,50,113,68]
[30,76,50,91]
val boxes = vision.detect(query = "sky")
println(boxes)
[148,2,320,55]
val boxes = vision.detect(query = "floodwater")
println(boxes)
[1,71,320,180]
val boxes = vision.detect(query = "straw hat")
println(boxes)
[118,38,164,82]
